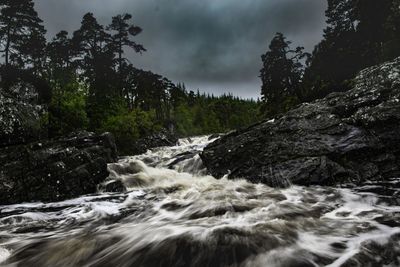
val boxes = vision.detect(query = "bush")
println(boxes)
[100,109,161,154]
[48,91,88,137]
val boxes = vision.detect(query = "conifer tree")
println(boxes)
[0,0,46,69]
[260,33,307,116]
[107,14,145,95]
[72,13,117,129]
[304,0,399,100]
[46,30,76,91]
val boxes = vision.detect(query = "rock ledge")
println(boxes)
[0,131,118,204]
[201,57,400,187]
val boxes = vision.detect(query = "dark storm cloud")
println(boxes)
[34,0,327,98]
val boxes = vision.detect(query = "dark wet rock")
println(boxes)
[341,234,400,266]
[201,57,400,187]
[167,151,196,169]
[375,214,400,228]
[128,129,178,156]
[101,180,126,193]
[0,131,118,205]
[208,133,224,140]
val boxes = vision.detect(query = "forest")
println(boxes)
[0,2,259,154]
[0,0,399,153]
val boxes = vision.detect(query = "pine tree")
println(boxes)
[170,82,187,108]
[72,13,117,129]
[47,31,72,69]
[304,0,399,100]
[0,0,46,69]
[46,31,75,91]
[354,0,393,64]
[260,33,308,117]
[107,14,145,96]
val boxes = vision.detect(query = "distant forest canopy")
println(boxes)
[0,0,259,153]
[260,0,400,117]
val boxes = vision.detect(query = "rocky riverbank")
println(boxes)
[0,132,118,205]
[201,57,400,187]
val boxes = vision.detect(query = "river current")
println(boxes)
[1,136,400,266]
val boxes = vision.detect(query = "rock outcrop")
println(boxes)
[129,129,178,156]
[0,132,118,205]
[201,57,400,187]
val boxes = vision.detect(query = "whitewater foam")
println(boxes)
[0,136,399,266]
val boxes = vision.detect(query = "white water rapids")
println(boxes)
[1,136,400,266]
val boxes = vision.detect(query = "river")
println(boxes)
[1,136,400,266]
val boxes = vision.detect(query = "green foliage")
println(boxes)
[171,93,260,137]
[48,90,88,136]
[100,109,161,155]
[172,103,196,136]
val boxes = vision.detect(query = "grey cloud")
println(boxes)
[34,0,327,98]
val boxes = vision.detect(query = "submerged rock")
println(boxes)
[201,57,400,187]
[0,131,118,205]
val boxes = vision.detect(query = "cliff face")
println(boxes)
[201,57,400,187]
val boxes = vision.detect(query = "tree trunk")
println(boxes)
[5,25,11,66]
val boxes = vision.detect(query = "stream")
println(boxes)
[1,136,400,266]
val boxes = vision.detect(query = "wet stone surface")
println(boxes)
[201,57,400,187]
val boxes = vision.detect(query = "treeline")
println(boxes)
[0,0,259,153]
[170,85,259,136]
[260,0,400,117]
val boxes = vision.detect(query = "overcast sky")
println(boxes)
[34,0,327,99]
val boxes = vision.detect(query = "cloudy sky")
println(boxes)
[34,0,327,99]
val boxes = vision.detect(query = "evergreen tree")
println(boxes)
[304,0,400,100]
[107,14,145,95]
[0,0,46,69]
[47,31,72,70]
[72,13,117,129]
[131,69,171,122]
[170,83,187,108]
[46,31,75,92]
[119,62,138,110]
[260,33,308,117]
[354,0,393,64]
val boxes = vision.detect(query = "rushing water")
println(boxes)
[1,136,400,267]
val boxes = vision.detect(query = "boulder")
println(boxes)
[129,129,178,156]
[201,57,400,187]
[0,131,118,205]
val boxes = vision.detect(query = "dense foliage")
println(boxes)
[0,0,259,153]
[260,0,400,117]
